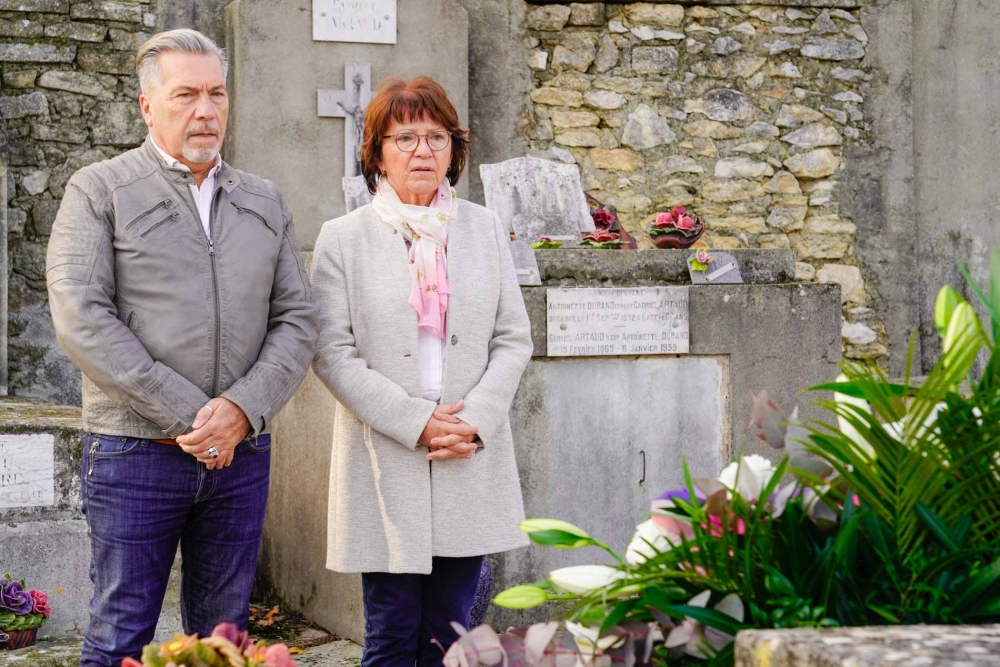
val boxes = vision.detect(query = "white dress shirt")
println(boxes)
[151,139,222,239]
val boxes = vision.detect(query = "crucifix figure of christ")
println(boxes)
[318,62,373,179]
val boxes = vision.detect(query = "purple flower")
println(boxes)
[0,579,34,615]
[656,488,705,507]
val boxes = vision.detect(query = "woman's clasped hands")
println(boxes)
[419,399,478,460]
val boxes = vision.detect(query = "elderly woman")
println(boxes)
[310,77,533,666]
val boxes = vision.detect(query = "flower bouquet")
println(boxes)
[579,231,627,250]
[531,236,564,250]
[647,207,705,249]
[0,575,51,650]
[122,622,297,667]
[586,194,638,249]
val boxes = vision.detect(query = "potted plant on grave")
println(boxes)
[586,194,638,249]
[579,230,628,249]
[531,236,564,250]
[439,250,1000,667]
[0,575,51,650]
[646,206,705,249]
[122,622,298,667]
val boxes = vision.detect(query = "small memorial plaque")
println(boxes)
[688,251,743,285]
[547,287,690,357]
[0,434,55,508]
[313,0,397,44]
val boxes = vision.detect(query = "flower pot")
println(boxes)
[649,222,705,249]
[0,629,37,650]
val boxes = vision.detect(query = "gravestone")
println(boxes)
[480,157,595,247]
[510,240,542,286]
[0,163,7,396]
[225,0,469,250]
[313,0,397,44]
[0,434,54,508]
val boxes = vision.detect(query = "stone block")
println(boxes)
[623,3,684,28]
[817,263,865,304]
[683,119,743,140]
[801,37,865,61]
[552,33,595,72]
[32,123,89,144]
[0,0,67,10]
[706,215,766,234]
[525,4,571,31]
[782,123,843,149]
[89,102,146,145]
[622,103,675,150]
[531,87,584,107]
[590,148,641,172]
[2,69,37,88]
[568,3,604,27]
[0,91,47,119]
[37,70,104,97]
[21,169,49,195]
[0,43,76,64]
[702,179,764,203]
[631,46,679,75]
[784,149,840,179]
[44,21,108,42]
[794,235,849,260]
[76,48,135,75]
[685,88,751,122]
[554,128,601,147]
[691,54,766,79]
[715,158,774,179]
[70,0,142,23]
[0,18,43,38]
[109,28,148,52]
[32,199,60,235]
[803,215,856,235]
[583,89,625,110]
[551,110,599,128]
[594,33,619,72]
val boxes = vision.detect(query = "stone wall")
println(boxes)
[522,1,884,366]
[1,0,153,403]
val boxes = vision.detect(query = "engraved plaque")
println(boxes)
[0,434,54,508]
[313,0,397,44]
[547,287,690,357]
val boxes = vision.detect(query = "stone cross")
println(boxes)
[318,62,372,179]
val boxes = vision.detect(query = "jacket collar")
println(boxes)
[141,134,241,194]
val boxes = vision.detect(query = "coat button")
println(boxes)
[451,335,458,346]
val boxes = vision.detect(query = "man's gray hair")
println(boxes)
[136,29,229,94]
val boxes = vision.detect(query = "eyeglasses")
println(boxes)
[383,130,451,153]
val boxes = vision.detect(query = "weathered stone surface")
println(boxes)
[713,36,742,55]
[525,4,570,31]
[530,50,548,71]
[830,9,858,23]
[90,102,145,145]
[31,198,60,235]
[821,106,848,124]
[683,119,743,140]
[834,91,864,103]
[623,3,684,28]
[702,179,764,203]
[831,67,868,82]
[734,140,770,155]
[767,40,799,56]
[0,0,66,9]
[715,158,774,179]
[655,30,684,41]
[775,104,825,128]
[640,80,682,99]
[622,103,676,150]
[691,54,766,79]
[71,1,143,23]
[594,34,619,73]
[842,321,876,344]
[554,129,601,147]
[846,23,868,45]
[685,88,751,122]
[784,149,840,178]
[0,18,42,38]
[813,10,839,34]
[781,123,843,149]
[21,170,50,195]
[2,69,37,88]
[608,20,627,33]
[37,70,105,97]
[0,43,76,64]
[44,21,108,42]
[772,62,802,78]
[0,91,47,119]
[593,76,641,94]
[590,148,641,172]
[631,46,679,75]
[551,110,598,129]
[657,155,704,175]
[531,87,584,107]
[748,121,781,139]
[705,216,766,234]
[801,38,865,61]
[795,261,816,281]
[730,22,756,37]
[584,90,625,110]
[552,33,596,72]
[32,123,89,144]
[688,6,718,20]
[109,28,148,52]
[804,215,856,235]
[765,170,802,194]
[686,38,707,54]
[549,72,592,91]
[818,263,865,304]
[794,235,848,259]
[758,233,791,249]
[77,49,134,75]
[767,200,808,231]
[630,26,656,41]
[569,3,605,27]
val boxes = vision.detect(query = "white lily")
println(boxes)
[565,621,625,656]
[718,454,776,501]
[625,519,680,566]
[549,565,626,595]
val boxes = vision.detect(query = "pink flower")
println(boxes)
[592,209,614,229]
[696,250,711,265]
[28,590,51,618]
[263,644,296,667]
[674,214,696,232]
[537,236,552,243]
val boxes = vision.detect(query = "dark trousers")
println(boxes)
[361,555,485,667]
[78,433,271,667]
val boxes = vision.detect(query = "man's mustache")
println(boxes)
[184,125,220,140]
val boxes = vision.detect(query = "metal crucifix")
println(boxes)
[318,62,372,179]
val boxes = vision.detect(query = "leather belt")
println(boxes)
[153,438,179,445]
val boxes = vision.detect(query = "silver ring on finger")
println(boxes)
[207,446,220,459]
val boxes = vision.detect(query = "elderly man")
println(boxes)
[46,29,316,667]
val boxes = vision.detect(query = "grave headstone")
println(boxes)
[0,163,7,396]
[480,157,595,247]
[225,0,468,249]
[313,0,397,44]
[0,434,54,508]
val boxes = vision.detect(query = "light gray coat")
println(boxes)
[311,200,532,574]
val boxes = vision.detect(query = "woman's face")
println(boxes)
[378,115,453,207]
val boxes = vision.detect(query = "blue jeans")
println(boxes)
[361,556,485,667]
[78,433,271,667]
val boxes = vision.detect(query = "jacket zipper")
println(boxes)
[209,194,222,396]
[88,441,98,475]
[139,212,180,238]
[125,198,172,230]
[232,202,276,236]
[126,312,135,330]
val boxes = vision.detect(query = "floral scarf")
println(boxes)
[371,176,458,339]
